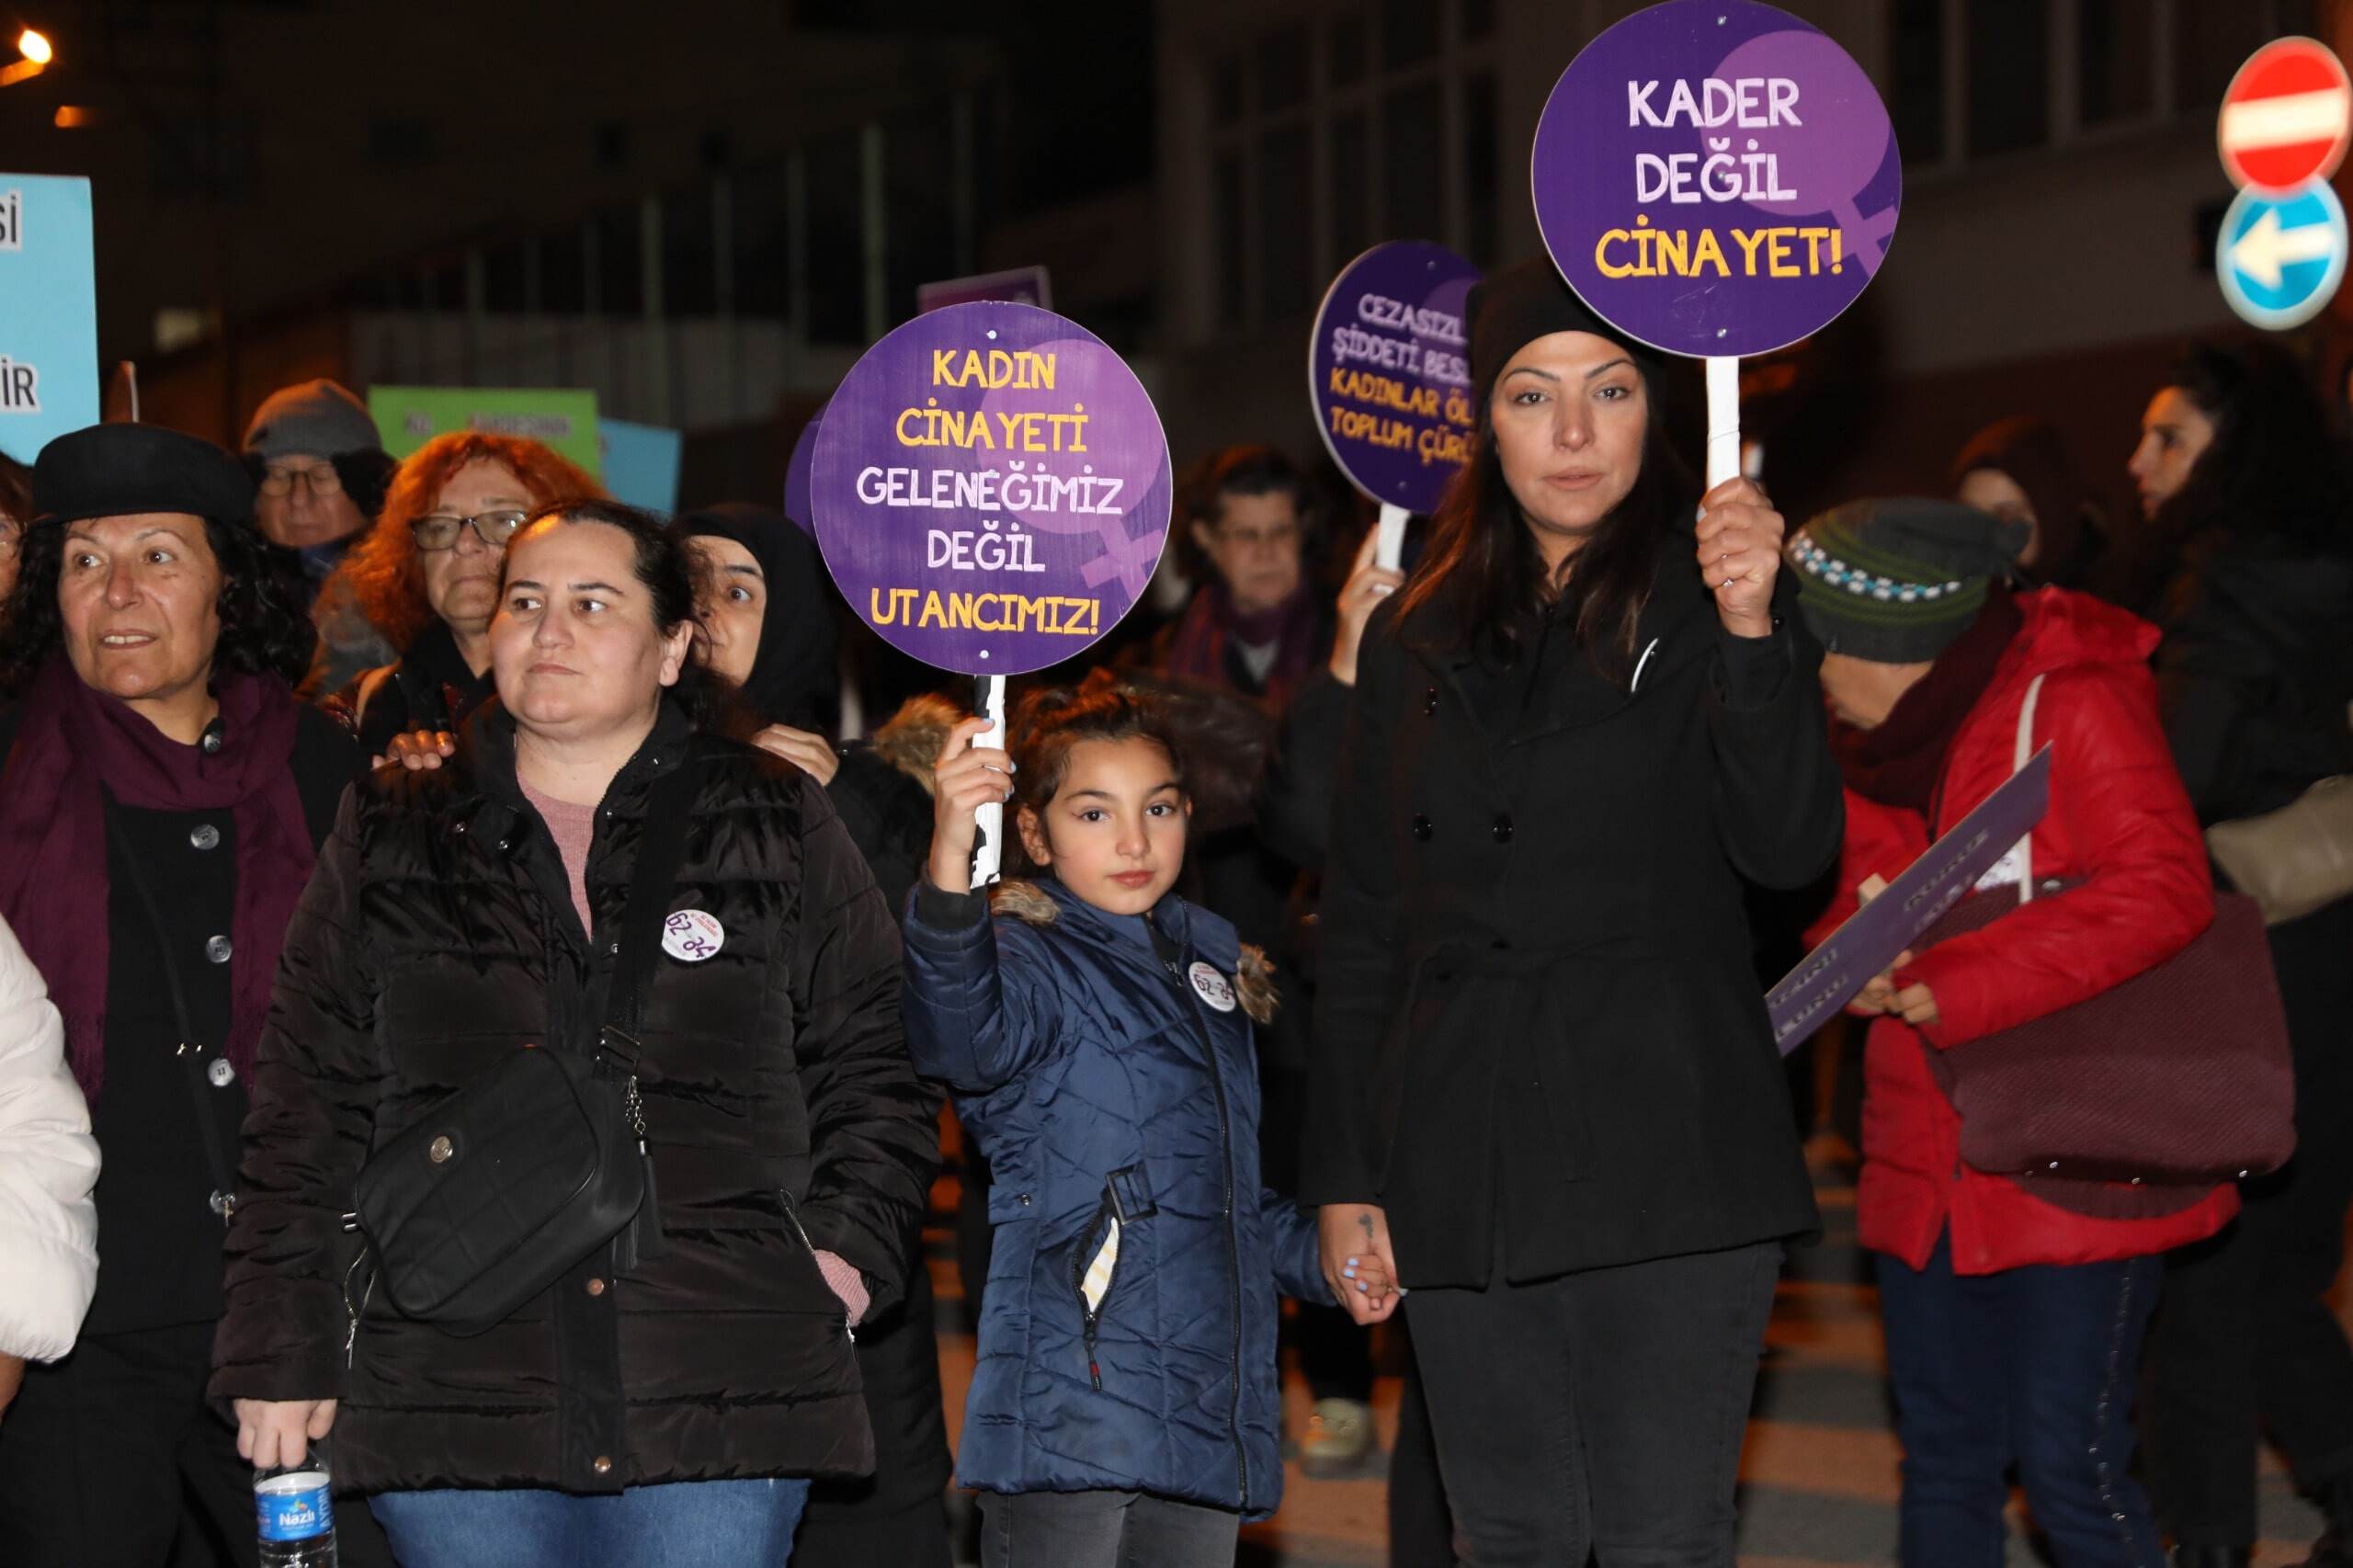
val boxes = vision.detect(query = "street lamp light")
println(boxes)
[0,28,51,86]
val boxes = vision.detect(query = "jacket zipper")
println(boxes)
[779,1188,857,1344]
[1068,1197,1119,1390]
[1167,952,1250,1513]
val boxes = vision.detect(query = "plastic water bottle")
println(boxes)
[255,1443,338,1567]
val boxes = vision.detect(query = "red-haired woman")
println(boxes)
[315,432,603,759]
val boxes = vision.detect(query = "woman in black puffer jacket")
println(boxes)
[211,501,938,1568]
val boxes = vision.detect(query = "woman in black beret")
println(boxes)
[1300,258,1843,1567]
[0,424,363,1566]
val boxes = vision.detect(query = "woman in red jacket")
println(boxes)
[1796,499,2237,1568]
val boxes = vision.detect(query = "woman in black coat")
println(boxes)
[679,502,956,1568]
[2127,344,2353,1568]
[0,425,363,1568]
[1301,259,1842,1568]
[212,502,938,1567]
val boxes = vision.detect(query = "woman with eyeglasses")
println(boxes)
[239,380,402,698]
[323,433,602,764]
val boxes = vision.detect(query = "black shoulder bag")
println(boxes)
[350,753,698,1337]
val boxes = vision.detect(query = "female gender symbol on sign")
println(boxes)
[1531,0,1901,486]
[1713,28,1898,280]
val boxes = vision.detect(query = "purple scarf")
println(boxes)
[1162,580,1324,708]
[0,659,315,1098]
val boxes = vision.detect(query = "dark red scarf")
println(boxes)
[1829,585,2023,813]
[0,659,315,1098]
[1162,579,1323,707]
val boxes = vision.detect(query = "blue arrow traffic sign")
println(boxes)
[2218,178,2349,329]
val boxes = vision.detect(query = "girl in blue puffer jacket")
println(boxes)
[901,676,1384,1567]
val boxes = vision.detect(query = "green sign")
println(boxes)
[369,386,602,476]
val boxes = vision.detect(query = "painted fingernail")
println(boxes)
[1354,1280,1368,1293]
[1342,1264,1358,1278]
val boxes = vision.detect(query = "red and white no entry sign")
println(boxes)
[2220,37,2353,194]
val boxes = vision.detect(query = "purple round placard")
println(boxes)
[1531,0,1901,359]
[810,301,1172,676]
[1308,241,1481,515]
[783,400,824,536]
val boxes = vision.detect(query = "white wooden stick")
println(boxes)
[970,674,1007,889]
[1705,355,1740,492]
[1374,502,1411,572]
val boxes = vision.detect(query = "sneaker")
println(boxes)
[1299,1397,1377,1479]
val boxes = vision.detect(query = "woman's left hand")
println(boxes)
[1892,982,1939,1028]
[1695,477,1782,639]
[234,1397,337,1470]
[751,725,840,787]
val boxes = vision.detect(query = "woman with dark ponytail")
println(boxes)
[2128,343,2353,1568]
[1300,257,1844,1566]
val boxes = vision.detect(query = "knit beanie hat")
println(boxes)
[1468,256,1662,411]
[1790,498,2031,664]
[243,379,382,461]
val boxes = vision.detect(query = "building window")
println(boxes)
[1892,0,1946,165]
[1966,0,2051,158]
[1463,72,1498,267]
[2076,0,2155,128]
[662,184,719,318]
[1329,110,1370,268]
[1214,152,1248,330]
[1204,0,1495,331]
[1382,81,1443,240]
[1914,0,2324,173]
[1259,27,1309,114]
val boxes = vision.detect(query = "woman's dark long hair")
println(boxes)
[0,516,316,696]
[2101,341,2353,609]
[1392,367,1701,680]
[2160,341,2353,550]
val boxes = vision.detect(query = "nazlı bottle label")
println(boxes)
[256,1471,334,1541]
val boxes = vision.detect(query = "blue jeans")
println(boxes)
[370,1477,811,1568]
[1877,1233,2165,1568]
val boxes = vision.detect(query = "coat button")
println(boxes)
[1411,814,1433,842]
[428,1136,455,1164]
[585,1277,607,1298]
[189,824,222,851]
[592,1456,613,1476]
[1492,813,1514,844]
[204,935,233,964]
[208,1058,236,1088]
[199,724,224,755]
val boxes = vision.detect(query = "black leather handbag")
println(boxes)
[350,754,697,1337]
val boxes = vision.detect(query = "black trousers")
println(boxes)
[1389,1343,1459,1568]
[1404,1242,1782,1568]
[2147,899,2353,1547]
[0,1323,255,1568]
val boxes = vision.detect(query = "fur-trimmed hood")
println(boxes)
[989,878,1279,1024]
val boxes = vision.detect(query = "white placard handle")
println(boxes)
[1374,502,1411,573]
[1705,356,1740,493]
[970,675,1006,890]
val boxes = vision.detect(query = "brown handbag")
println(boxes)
[1912,676,2297,1219]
